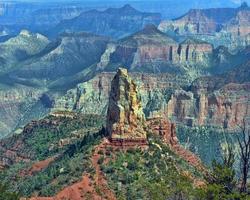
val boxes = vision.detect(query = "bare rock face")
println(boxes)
[224,7,250,37]
[147,117,178,146]
[106,68,147,144]
[53,71,187,117]
[167,90,197,126]
[166,82,250,130]
[176,39,213,64]
[159,4,250,36]
[159,8,231,35]
[100,25,213,72]
[0,86,47,138]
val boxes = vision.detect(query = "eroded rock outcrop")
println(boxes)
[53,72,188,119]
[99,25,213,72]
[146,116,205,173]
[106,68,147,145]
[176,39,213,64]
[159,3,250,36]
[166,82,250,130]
[147,117,178,145]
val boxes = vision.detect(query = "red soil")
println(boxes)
[91,140,116,200]
[29,140,116,200]
[19,156,57,177]
[30,175,100,200]
[27,117,207,200]
[30,157,56,174]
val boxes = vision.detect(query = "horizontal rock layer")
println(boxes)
[54,70,250,130]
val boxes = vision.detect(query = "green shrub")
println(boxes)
[0,183,19,200]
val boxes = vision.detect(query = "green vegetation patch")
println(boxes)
[176,125,240,166]
[101,133,203,200]
[0,113,106,197]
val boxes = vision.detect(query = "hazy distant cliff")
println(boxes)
[98,25,213,74]
[51,4,162,38]
[159,3,250,51]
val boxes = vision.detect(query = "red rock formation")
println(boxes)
[55,66,250,130]
[147,117,207,174]
[106,25,212,69]
[176,39,213,64]
[147,117,178,145]
[206,83,250,129]
[166,82,250,129]
[138,45,176,63]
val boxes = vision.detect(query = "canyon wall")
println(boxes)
[167,83,250,129]
[0,86,49,138]
[158,4,250,51]
[54,71,250,130]
[103,25,213,71]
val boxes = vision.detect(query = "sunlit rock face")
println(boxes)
[158,8,234,35]
[166,84,250,130]
[224,9,250,37]
[147,117,178,146]
[106,68,147,142]
[166,62,250,130]
[175,38,213,65]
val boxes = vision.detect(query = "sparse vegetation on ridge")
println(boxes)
[0,113,106,197]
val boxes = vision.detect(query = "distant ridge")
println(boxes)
[50,4,161,39]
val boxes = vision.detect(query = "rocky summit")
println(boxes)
[106,68,147,145]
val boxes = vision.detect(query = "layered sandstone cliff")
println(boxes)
[176,39,212,65]
[159,3,250,36]
[54,64,250,130]
[98,25,213,72]
[106,68,147,144]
